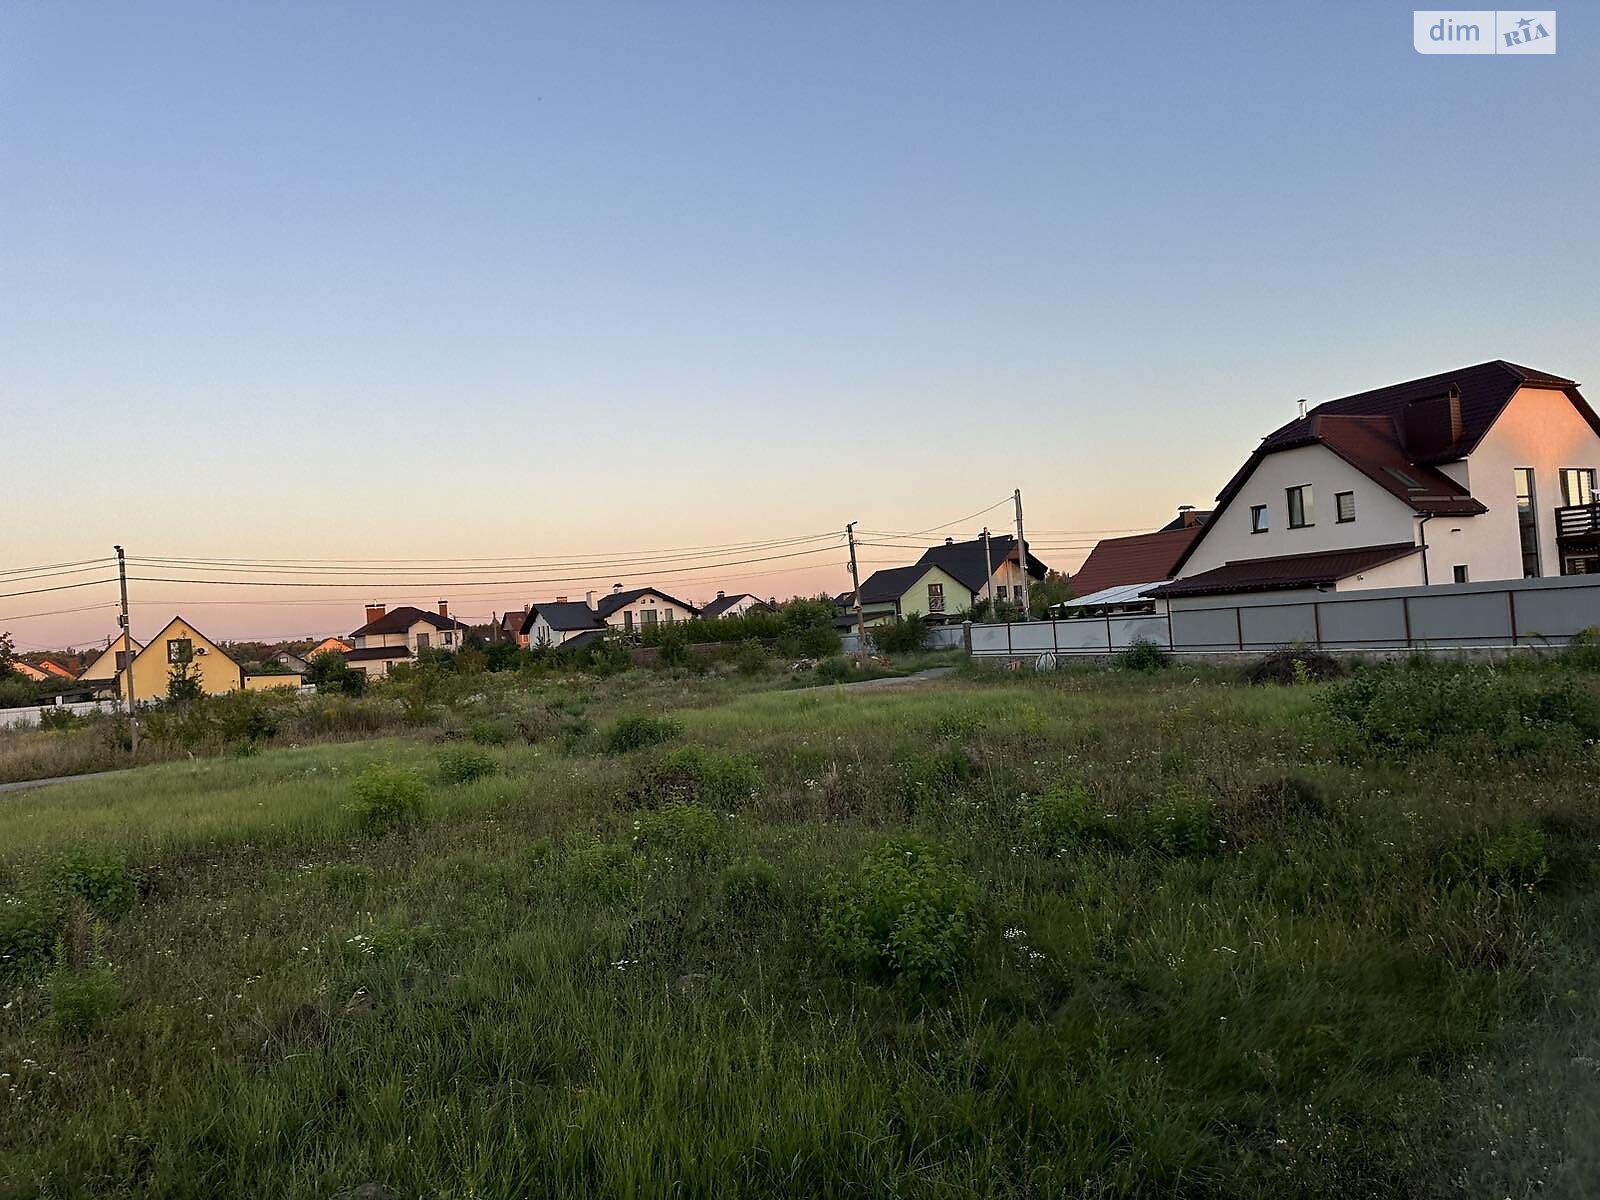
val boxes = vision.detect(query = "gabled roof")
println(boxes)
[914,534,1048,594]
[701,592,767,618]
[595,587,700,619]
[857,564,942,604]
[1174,361,1585,577]
[1151,543,1420,599]
[555,629,606,651]
[38,660,75,678]
[131,615,243,672]
[349,606,467,638]
[1070,523,1209,598]
[310,637,352,656]
[524,601,606,634]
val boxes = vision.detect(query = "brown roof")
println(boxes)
[1150,543,1420,599]
[344,645,414,662]
[1070,519,1210,597]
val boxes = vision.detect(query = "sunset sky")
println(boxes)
[3,2,1597,650]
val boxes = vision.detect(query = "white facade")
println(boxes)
[601,591,697,635]
[527,613,600,647]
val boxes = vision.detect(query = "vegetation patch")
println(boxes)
[632,745,762,809]
[347,762,429,831]
[603,714,683,755]
[436,746,497,784]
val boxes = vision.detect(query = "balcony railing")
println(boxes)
[1556,502,1600,541]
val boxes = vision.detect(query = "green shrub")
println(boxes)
[348,763,428,831]
[1024,785,1122,855]
[47,965,120,1036]
[821,837,980,993]
[873,615,930,655]
[563,839,639,904]
[633,746,763,809]
[733,639,770,676]
[815,656,852,684]
[604,714,683,755]
[0,905,57,984]
[437,746,497,784]
[895,744,978,807]
[467,719,511,745]
[1246,646,1344,685]
[1562,626,1600,672]
[634,803,722,862]
[1320,662,1600,756]
[1117,639,1169,672]
[213,691,283,744]
[1143,795,1217,857]
[1481,825,1549,889]
[36,707,80,731]
[51,852,137,920]
[932,711,986,739]
[655,626,691,669]
[721,858,779,907]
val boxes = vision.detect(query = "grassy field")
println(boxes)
[2,658,1598,1197]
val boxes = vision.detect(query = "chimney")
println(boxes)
[438,600,449,621]
[1178,504,1197,528]
[1400,385,1464,459]
[716,590,726,599]
[66,655,80,675]
[945,536,954,545]
[556,595,568,604]
[586,589,597,611]
[612,582,623,593]
[1297,398,1308,420]
[365,603,386,624]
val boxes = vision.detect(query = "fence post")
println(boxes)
[1105,611,1112,652]
[962,619,972,657]
[1311,601,1322,649]
[1401,595,1413,647]
[1235,606,1244,651]
[1507,589,1518,645]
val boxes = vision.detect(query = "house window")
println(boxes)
[1250,504,1268,534]
[1335,491,1356,523]
[115,651,130,671]
[1286,485,1313,528]
[643,609,658,626]
[1453,565,1469,584]
[995,585,1008,601]
[928,583,945,613]
[442,632,453,646]
[1561,467,1597,506]
[1514,468,1540,577]
[417,633,430,651]
[166,638,193,664]
[624,612,634,634]
[665,610,674,623]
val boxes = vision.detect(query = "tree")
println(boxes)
[166,653,204,706]
[0,631,15,679]
[1029,570,1074,619]
[306,650,366,696]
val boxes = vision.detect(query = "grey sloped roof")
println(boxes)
[915,534,1048,594]
[528,601,606,633]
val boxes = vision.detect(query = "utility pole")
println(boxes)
[115,545,138,754]
[1013,489,1032,620]
[845,521,868,659]
[981,527,994,611]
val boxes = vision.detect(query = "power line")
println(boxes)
[0,558,118,582]
[0,578,119,600]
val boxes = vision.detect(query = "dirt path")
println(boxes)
[0,769,128,796]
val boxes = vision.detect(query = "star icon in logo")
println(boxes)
[1517,16,1533,29]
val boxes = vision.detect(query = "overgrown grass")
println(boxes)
[1,661,1597,1196]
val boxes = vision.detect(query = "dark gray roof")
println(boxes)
[529,601,606,633]
[595,586,700,619]
[349,606,467,638]
[701,592,766,618]
[555,629,606,650]
[915,535,1048,594]
[857,565,933,604]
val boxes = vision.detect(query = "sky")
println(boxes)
[3,2,1597,649]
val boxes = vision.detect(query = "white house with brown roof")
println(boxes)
[345,602,468,677]
[1154,360,1600,602]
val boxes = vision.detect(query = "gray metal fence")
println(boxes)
[969,574,1600,660]
[841,625,966,656]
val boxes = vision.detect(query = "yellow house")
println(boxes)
[123,616,244,703]
[78,633,143,683]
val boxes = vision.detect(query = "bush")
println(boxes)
[0,905,57,984]
[1117,639,1169,672]
[633,746,763,809]
[437,747,497,784]
[213,691,283,744]
[466,719,510,745]
[1143,795,1217,857]
[1320,662,1600,756]
[634,803,722,862]
[36,707,80,731]
[655,626,691,669]
[733,639,770,676]
[1023,785,1123,855]
[1481,825,1549,889]
[1562,626,1600,672]
[348,763,428,831]
[815,656,852,684]
[821,837,980,993]
[1246,646,1345,685]
[604,714,683,755]
[721,859,779,908]
[895,744,978,808]
[873,615,930,655]
[51,852,137,920]
[563,839,638,904]
[47,965,120,1036]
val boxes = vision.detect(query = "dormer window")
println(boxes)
[1286,485,1314,529]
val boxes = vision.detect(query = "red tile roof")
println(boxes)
[1069,523,1209,598]
[1150,543,1420,599]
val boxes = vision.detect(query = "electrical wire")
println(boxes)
[0,556,116,579]
[0,578,119,600]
